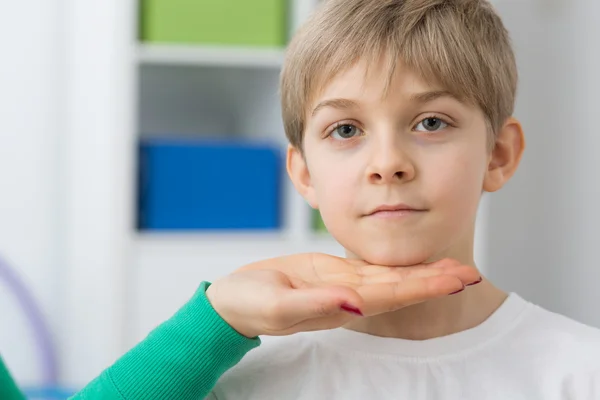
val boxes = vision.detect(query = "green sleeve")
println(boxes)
[72,281,260,399]
[0,358,26,400]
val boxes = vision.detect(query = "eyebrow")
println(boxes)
[310,90,462,117]
[409,90,462,104]
[311,98,359,117]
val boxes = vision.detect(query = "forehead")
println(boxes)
[319,61,429,103]
[304,54,478,119]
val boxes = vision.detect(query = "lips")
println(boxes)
[366,203,426,217]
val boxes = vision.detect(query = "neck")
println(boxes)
[345,277,507,340]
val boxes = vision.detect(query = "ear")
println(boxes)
[286,144,319,208]
[483,117,526,192]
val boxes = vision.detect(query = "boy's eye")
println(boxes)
[331,124,362,139]
[414,117,448,132]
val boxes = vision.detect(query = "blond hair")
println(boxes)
[280,0,518,150]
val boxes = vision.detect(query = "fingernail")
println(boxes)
[450,286,465,295]
[341,303,364,316]
[467,277,483,286]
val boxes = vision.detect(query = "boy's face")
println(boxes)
[288,60,523,267]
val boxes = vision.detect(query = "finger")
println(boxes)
[442,265,481,285]
[357,275,465,316]
[359,264,480,286]
[360,268,444,285]
[394,264,480,285]
[427,258,463,269]
[354,258,463,277]
[265,286,364,332]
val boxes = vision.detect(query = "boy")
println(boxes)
[208,0,600,398]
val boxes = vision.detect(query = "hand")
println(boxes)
[206,253,480,338]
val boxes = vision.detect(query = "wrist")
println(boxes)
[206,283,260,339]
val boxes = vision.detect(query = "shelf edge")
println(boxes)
[138,44,286,68]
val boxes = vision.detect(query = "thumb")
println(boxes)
[274,286,364,328]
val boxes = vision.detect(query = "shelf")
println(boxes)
[135,231,340,254]
[138,44,286,69]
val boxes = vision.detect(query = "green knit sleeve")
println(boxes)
[71,281,260,399]
[0,358,26,400]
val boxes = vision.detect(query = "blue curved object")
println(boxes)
[0,256,59,389]
[23,387,75,400]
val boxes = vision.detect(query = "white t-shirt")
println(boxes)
[210,293,600,399]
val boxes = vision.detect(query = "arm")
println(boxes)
[71,281,260,400]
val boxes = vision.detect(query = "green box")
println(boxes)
[140,0,287,47]
[313,209,328,233]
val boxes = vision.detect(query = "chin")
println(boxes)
[345,241,439,267]
[359,252,432,267]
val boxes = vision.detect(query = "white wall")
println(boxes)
[0,0,64,386]
[488,0,600,328]
[0,0,136,389]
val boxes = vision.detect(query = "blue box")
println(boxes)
[138,138,283,231]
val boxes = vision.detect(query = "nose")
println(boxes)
[365,137,416,184]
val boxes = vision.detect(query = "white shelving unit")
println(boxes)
[130,0,340,344]
[60,0,330,385]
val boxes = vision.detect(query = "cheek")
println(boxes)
[307,148,361,217]
[314,164,358,209]
[428,146,487,220]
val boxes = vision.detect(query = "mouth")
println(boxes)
[366,204,427,218]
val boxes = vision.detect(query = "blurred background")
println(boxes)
[0,0,598,398]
